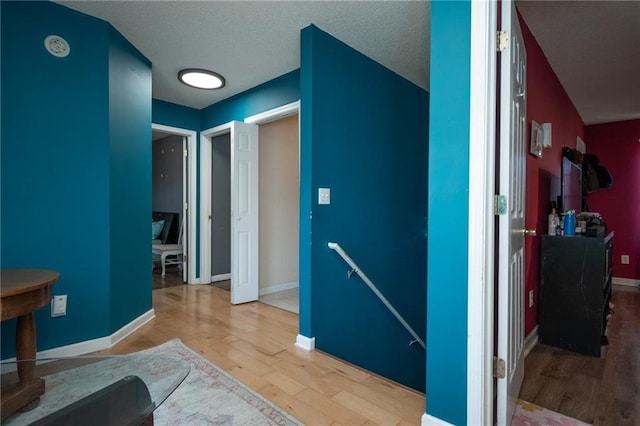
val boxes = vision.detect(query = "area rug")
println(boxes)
[4,339,301,426]
[514,399,592,426]
[139,338,302,425]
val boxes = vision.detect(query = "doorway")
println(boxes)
[199,102,300,310]
[151,123,197,285]
[255,114,299,313]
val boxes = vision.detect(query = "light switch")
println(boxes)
[318,188,330,205]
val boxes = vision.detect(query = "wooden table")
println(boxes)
[0,269,59,421]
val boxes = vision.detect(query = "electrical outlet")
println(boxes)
[621,255,630,265]
[51,295,67,317]
[528,290,534,308]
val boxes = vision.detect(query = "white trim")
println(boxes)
[524,325,539,357]
[422,413,455,426]
[211,273,231,282]
[152,123,198,285]
[259,281,299,296]
[467,1,497,426]
[110,309,156,347]
[200,123,235,285]
[295,334,315,351]
[34,309,155,359]
[612,277,640,287]
[244,101,300,124]
[36,336,111,359]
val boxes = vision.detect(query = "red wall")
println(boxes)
[520,14,585,335]
[584,119,640,281]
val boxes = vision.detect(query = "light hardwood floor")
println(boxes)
[520,285,640,425]
[99,284,426,425]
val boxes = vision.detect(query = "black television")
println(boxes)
[561,156,582,214]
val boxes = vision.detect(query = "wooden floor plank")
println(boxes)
[96,282,425,425]
[521,285,640,425]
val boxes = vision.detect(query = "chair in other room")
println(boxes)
[152,219,183,277]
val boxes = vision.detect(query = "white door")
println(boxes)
[497,1,529,424]
[182,136,188,282]
[230,121,259,304]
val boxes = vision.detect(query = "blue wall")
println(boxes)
[108,27,153,331]
[426,1,471,423]
[300,25,428,392]
[152,99,200,131]
[200,70,300,129]
[1,1,151,357]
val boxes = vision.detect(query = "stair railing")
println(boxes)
[327,242,426,349]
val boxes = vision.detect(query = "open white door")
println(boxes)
[497,1,530,424]
[182,136,188,282]
[230,121,259,304]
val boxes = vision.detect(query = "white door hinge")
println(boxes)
[184,202,188,210]
[494,195,507,215]
[498,30,509,52]
[493,356,506,379]
[184,149,188,157]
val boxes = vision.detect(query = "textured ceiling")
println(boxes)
[57,1,639,125]
[517,1,640,125]
[57,1,429,110]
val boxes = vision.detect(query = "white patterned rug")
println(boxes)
[140,338,302,425]
[4,339,301,425]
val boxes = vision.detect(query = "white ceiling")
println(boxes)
[516,1,640,125]
[57,1,639,126]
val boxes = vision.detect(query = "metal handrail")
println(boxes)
[327,242,426,349]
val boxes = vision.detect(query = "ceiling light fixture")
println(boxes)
[178,69,225,90]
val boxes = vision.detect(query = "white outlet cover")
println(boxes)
[318,188,330,205]
[52,295,67,317]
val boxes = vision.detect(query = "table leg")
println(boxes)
[1,313,45,420]
[16,312,37,383]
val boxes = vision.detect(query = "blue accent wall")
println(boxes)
[426,1,471,423]
[152,99,200,131]
[200,70,300,129]
[300,25,428,392]
[107,27,153,331]
[1,1,151,357]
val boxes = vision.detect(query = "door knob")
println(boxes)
[523,228,537,236]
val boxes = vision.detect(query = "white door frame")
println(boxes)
[151,123,198,285]
[199,102,301,288]
[467,1,497,425]
[200,123,232,284]
[244,101,300,125]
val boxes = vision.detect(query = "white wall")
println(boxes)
[259,114,299,292]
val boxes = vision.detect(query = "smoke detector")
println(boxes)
[44,35,70,58]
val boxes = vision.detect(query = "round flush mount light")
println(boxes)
[178,69,225,90]
[44,35,70,58]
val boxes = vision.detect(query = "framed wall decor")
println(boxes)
[530,120,543,158]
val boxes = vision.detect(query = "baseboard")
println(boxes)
[295,334,315,351]
[110,309,156,347]
[36,336,111,359]
[524,325,539,357]
[211,273,231,282]
[422,413,454,426]
[260,281,299,296]
[35,309,155,359]
[612,277,640,287]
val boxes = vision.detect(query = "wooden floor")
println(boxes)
[520,285,640,425]
[99,283,426,425]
